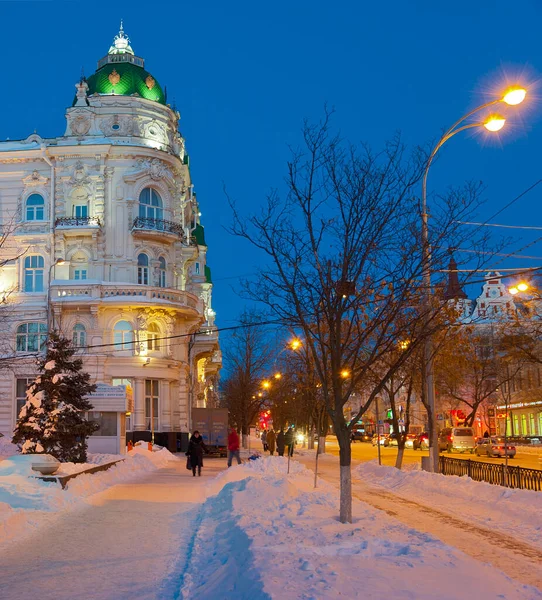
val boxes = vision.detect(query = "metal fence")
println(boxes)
[439,456,542,491]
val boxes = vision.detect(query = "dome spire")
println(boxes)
[109,20,134,55]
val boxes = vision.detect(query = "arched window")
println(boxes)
[16,323,47,352]
[72,323,86,348]
[158,257,166,288]
[138,188,163,220]
[26,194,45,221]
[24,255,44,292]
[147,323,160,351]
[137,253,149,285]
[114,321,133,351]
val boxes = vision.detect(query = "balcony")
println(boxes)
[50,282,202,315]
[131,217,184,242]
[55,217,101,237]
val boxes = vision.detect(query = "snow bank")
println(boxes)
[0,437,18,461]
[356,461,542,550]
[181,456,541,599]
[0,446,178,548]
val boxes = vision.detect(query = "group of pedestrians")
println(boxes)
[261,426,295,457]
[185,425,297,477]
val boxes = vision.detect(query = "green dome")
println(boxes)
[83,61,166,105]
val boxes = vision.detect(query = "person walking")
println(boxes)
[227,427,242,467]
[261,429,268,452]
[285,426,295,457]
[276,428,285,457]
[267,429,276,455]
[186,430,208,477]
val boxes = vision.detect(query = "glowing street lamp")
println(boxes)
[484,115,506,132]
[274,372,282,380]
[340,369,350,379]
[421,82,527,474]
[262,380,271,390]
[290,338,302,350]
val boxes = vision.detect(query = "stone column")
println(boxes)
[160,379,171,432]
[133,378,146,431]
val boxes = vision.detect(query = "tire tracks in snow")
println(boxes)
[296,456,542,590]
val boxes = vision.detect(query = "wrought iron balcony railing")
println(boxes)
[55,216,101,228]
[131,217,184,240]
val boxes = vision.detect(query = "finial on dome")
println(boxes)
[109,20,134,55]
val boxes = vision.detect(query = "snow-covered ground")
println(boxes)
[1,447,541,599]
[0,445,175,548]
[356,460,542,551]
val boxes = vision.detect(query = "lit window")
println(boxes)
[137,253,149,285]
[114,321,133,351]
[147,323,160,351]
[26,194,45,221]
[158,257,166,287]
[24,255,44,292]
[16,323,47,352]
[145,379,159,431]
[72,323,87,347]
[138,188,163,220]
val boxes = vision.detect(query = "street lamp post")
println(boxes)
[46,258,65,334]
[422,87,526,473]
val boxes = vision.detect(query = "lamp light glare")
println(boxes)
[484,115,506,132]
[503,87,526,106]
[517,282,529,292]
[509,287,519,295]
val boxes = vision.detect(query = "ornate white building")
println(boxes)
[0,25,221,452]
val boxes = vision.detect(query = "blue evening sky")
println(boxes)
[1,0,542,329]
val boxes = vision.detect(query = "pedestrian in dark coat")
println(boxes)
[186,431,208,476]
[285,426,295,457]
[267,429,276,455]
[276,429,286,456]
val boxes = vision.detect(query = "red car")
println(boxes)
[413,432,429,450]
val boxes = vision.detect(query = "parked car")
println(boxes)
[438,427,476,453]
[404,434,417,449]
[475,437,516,458]
[387,433,401,447]
[351,430,371,443]
[372,433,389,446]
[413,432,429,450]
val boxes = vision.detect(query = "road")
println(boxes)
[320,436,542,469]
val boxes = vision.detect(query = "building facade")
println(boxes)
[0,26,221,452]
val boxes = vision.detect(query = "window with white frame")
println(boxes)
[137,253,149,285]
[112,378,133,431]
[145,379,159,432]
[24,255,44,292]
[139,188,163,220]
[158,257,166,288]
[114,321,133,352]
[25,194,45,221]
[72,323,87,347]
[16,323,47,352]
[74,269,87,280]
[147,322,160,352]
[73,205,89,218]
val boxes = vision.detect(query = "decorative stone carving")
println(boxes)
[145,75,156,90]
[99,115,138,137]
[22,170,49,187]
[71,115,91,136]
[134,157,171,181]
[108,69,121,86]
[70,161,91,186]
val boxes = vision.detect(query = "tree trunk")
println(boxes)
[395,445,405,469]
[337,428,352,524]
[308,427,315,450]
[317,436,326,454]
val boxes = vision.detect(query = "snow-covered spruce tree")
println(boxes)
[12,331,98,462]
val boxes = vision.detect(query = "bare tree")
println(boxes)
[220,310,276,447]
[230,114,491,523]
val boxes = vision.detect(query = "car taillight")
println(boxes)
[492,446,498,450]
[449,435,453,441]
[507,446,514,450]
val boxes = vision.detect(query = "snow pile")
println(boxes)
[0,446,177,547]
[181,457,540,599]
[0,437,18,461]
[356,461,542,550]
[516,445,542,456]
